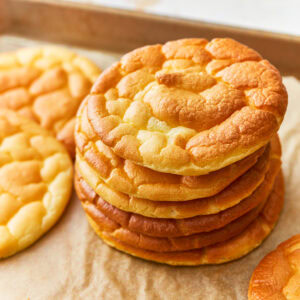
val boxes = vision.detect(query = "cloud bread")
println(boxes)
[76,100,266,200]
[75,136,281,219]
[84,171,284,265]
[0,109,73,258]
[75,152,280,237]
[249,234,300,300]
[0,46,101,157]
[85,38,287,175]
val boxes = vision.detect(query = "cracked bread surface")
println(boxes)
[0,109,73,258]
[0,46,101,157]
[84,38,287,175]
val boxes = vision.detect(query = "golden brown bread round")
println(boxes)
[0,109,73,258]
[84,38,287,175]
[84,171,284,265]
[75,151,280,237]
[75,136,281,218]
[0,46,101,157]
[76,100,266,200]
[248,234,300,300]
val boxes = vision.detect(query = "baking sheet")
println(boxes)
[5,0,300,79]
[0,36,299,300]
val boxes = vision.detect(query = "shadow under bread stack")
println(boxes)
[74,38,288,265]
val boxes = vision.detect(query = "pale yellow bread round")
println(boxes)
[75,136,281,219]
[75,152,280,237]
[249,234,300,300]
[0,46,101,157]
[84,171,284,265]
[0,109,73,258]
[85,38,287,175]
[76,99,266,200]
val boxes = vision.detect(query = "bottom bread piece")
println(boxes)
[83,171,284,265]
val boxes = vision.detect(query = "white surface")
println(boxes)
[69,0,300,36]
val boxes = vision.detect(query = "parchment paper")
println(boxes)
[0,36,299,300]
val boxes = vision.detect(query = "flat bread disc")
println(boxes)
[0,109,73,258]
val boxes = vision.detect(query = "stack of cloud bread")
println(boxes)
[74,38,288,266]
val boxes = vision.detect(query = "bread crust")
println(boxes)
[84,38,287,175]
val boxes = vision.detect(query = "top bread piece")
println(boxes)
[85,38,287,175]
[0,46,101,157]
[249,234,300,300]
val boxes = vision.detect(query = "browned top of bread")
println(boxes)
[249,234,300,300]
[83,38,287,175]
